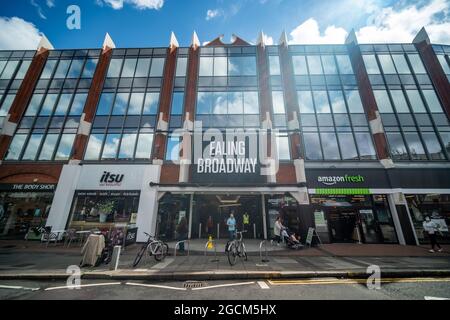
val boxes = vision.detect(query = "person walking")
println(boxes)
[273,216,284,246]
[423,216,442,253]
[226,213,236,241]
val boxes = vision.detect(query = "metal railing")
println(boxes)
[259,240,269,263]
[174,240,190,257]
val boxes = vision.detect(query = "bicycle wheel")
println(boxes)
[153,242,164,261]
[132,244,147,267]
[227,242,237,266]
[241,243,248,261]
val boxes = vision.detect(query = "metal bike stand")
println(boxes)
[204,240,219,262]
[174,240,190,257]
[259,240,270,263]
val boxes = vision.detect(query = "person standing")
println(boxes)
[243,212,250,235]
[273,216,284,245]
[176,217,188,253]
[226,213,236,241]
[206,215,214,236]
[423,216,442,253]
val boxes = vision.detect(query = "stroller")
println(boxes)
[281,227,303,250]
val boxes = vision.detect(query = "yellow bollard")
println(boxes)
[207,235,214,249]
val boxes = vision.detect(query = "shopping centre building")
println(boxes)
[0,28,449,246]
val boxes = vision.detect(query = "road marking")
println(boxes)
[0,285,40,291]
[269,277,450,286]
[126,282,187,291]
[424,296,449,300]
[151,258,174,270]
[44,282,121,291]
[258,281,270,289]
[192,281,255,291]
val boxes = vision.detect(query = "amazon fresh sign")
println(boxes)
[318,174,365,186]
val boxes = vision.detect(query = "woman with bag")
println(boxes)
[423,216,443,253]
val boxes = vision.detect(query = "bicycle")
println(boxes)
[226,230,248,266]
[132,232,169,267]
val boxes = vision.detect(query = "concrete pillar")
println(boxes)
[387,193,406,245]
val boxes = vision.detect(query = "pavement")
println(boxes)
[1,240,449,281]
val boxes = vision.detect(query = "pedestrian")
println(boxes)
[273,216,284,246]
[176,217,188,253]
[423,216,442,253]
[243,212,250,235]
[206,215,214,236]
[226,213,236,241]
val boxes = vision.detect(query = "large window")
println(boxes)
[199,56,256,77]
[292,54,353,75]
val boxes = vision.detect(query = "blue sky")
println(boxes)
[0,0,448,50]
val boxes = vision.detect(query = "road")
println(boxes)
[1,278,449,300]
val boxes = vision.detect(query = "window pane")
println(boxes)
[391,55,410,74]
[0,60,6,76]
[297,91,314,113]
[272,91,285,114]
[107,58,123,78]
[313,91,330,113]
[171,92,184,115]
[378,54,396,74]
[149,58,165,77]
[135,133,153,159]
[335,55,353,74]
[304,133,322,160]
[345,90,364,113]
[5,134,27,160]
[118,133,137,159]
[390,90,409,113]
[54,60,71,78]
[70,93,87,115]
[54,93,72,115]
[96,93,114,115]
[292,56,308,75]
[328,90,346,113]
[38,134,58,160]
[386,132,409,160]
[85,134,104,160]
[243,91,259,114]
[373,90,394,113]
[143,92,159,115]
[214,57,227,76]
[15,60,31,79]
[112,92,129,115]
[338,133,358,160]
[175,57,187,77]
[0,60,19,79]
[67,59,84,78]
[407,54,426,74]
[422,132,445,160]
[127,92,144,115]
[321,132,340,160]
[0,94,15,116]
[228,56,256,76]
[307,56,323,75]
[422,90,443,113]
[165,134,180,161]
[39,94,58,116]
[212,92,227,114]
[276,135,290,160]
[269,56,280,75]
[81,58,98,78]
[135,58,150,77]
[121,58,137,77]
[196,92,211,114]
[41,59,57,79]
[405,90,426,113]
[55,134,75,160]
[22,134,44,160]
[437,55,450,74]
[101,133,120,159]
[25,94,44,116]
[199,57,213,76]
[321,56,337,74]
[439,131,450,156]
[228,92,243,114]
[354,132,376,159]
[362,55,380,74]
[404,132,427,160]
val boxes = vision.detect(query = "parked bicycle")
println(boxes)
[132,232,169,267]
[226,230,248,266]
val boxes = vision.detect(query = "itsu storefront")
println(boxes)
[46,164,160,242]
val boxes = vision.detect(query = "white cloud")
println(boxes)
[30,0,47,19]
[206,9,222,21]
[263,34,273,45]
[46,0,55,8]
[288,0,450,44]
[98,0,164,10]
[0,17,42,50]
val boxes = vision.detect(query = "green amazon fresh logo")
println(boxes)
[317,174,365,186]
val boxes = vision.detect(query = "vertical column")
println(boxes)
[413,28,450,119]
[153,32,179,161]
[345,30,394,168]
[0,36,52,161]
[179,32,200,183]
[70,34,115,163]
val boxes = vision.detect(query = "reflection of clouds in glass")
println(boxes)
[121,58,137,77]
[329,91,346,113]
[102,134,120,159]
[199,57,213,76]
[0,94,15,116]
[6,134,27,160]
[214,57,227,76]
[128,93,144,115]
[119,133,137,158]
[54,94,72,115]
[150,58,165,77]
[276,135,290,160]
[26,94,44,116]
[320,132,340,160]
[70,94,87,115]
[272,91,285,114]
[40,94,58,115]
[298,91,314,113]
[346,90,364,113]
[39,134,58,160]
[22,134,44,160]
[304,133,322,160]
[313,91,330,113]
[82,58,98,78]
[107,58,123,78]
[292,56,308,75]
[85,134,104,160]
[212,92,227,114]
[228,57,238,75]
[113,93,130,114]
[228,92,242,114]
[55,134,75,160]
[135,134,153,158]
[355,133,375,158]
[243,92,259,114]
[135,58,151,77]
[143,92,159,114]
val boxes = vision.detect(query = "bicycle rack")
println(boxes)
[204,239,219,262]
[174,240,190,257]
[259,240,270,263]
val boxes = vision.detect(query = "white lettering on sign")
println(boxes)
[197,158,257,174]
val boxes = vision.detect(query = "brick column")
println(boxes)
[345,31,394,168]
[70,34,114,162]
[0,45,50,160]
[413,28,450,120]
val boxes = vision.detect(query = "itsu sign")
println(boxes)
[99,171,124,187]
